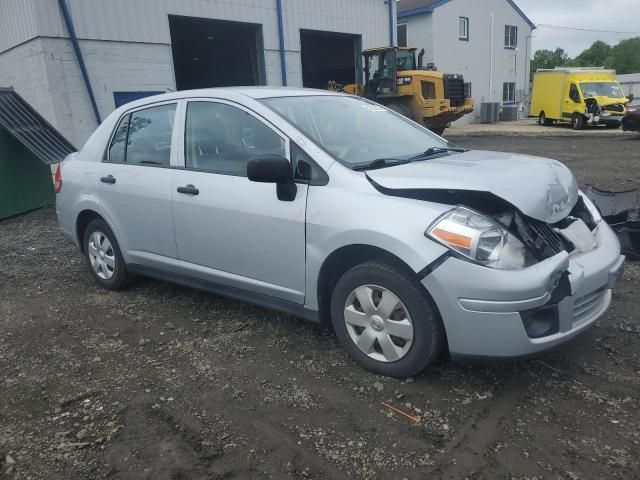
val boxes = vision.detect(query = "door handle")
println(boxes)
[100,175,116,184]
[177,184,199,195]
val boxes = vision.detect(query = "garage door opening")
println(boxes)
[169,15,265,90]
[300,30,361,89]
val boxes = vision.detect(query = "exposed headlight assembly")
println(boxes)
[426,207,528,270]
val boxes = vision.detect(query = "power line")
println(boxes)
[537,24,640,35]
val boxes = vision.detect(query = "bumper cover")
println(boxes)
[423,222,624,358]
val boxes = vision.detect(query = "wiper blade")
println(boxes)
[352,158,411,171]
[409,147,466,161]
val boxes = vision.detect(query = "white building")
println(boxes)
[397,0,534,124]
[617,73,640,98]
[0,0,397,147]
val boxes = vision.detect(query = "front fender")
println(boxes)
[304,184,450,310]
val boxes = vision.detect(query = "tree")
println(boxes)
[572,40,612,67]
[607,37,640,74]
[530,48,571,78]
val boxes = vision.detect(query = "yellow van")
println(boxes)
[529,68,629,129]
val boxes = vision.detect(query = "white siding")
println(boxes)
[0,0,39,52]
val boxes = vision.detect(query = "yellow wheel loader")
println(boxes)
[328,46,474,135]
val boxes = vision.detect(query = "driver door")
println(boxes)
[171,99,308,304]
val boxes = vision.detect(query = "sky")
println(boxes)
[516,0,640,56]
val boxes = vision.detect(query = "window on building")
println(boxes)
[503,82,516,103]
[185,101,286,176]
[505,25,517,48]
[397,24,408,47]
[459,17,469,41]
[464,82,472,99]
[125,104,176,166]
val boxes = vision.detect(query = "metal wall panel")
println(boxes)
[0,0,39,52]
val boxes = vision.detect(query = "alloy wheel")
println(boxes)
[88,231,116,280]
[343,285,414,363]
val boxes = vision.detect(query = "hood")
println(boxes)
[366,150,578,224]
[588,95,628,107]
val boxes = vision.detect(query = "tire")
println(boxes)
[539,111,553,126]
[330,260,444,377]
[83,219,132,290]
[429,126,446,136]
[572,113,585,130]
[386,102,414,121]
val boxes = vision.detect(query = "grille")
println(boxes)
[602,104,625,113]
[443,74,465,107]
[527,220,568,255]
[421,81,436,100]
[573,288,609,327]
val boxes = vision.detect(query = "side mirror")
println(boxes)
[247,154,297,201]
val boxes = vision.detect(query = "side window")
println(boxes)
[569,84,581,103]
[185,101,286,176]
[292,143,328,185]
[126,103,176,166]
[107,114,130,163]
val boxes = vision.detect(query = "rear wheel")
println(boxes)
[539,111,553,126]
[83,219,132,290]
[330,261,444,377]
[572,113,585,130]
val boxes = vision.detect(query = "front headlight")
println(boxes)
[426,207,528,269]
[579,190,602,223]
[397,76,412,86]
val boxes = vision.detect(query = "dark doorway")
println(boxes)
[300,30,361,89]
[169,15,265,90]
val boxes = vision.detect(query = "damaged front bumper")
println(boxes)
[422,221,624,359]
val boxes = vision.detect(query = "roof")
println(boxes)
[107,87,342,113]
[397,0,536,29]
[537,67,616,75]
[0,88,76,164]
[363,46,417,54]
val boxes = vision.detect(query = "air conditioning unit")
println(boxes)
[480,102,500,123]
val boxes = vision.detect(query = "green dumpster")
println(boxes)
[0,128,56,219]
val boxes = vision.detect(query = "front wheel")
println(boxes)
[572,113,585,130]
[330,261,444,377]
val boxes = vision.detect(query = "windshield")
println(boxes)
[580,82,625,99]
[396,50,415,70]
[260,95,452,168]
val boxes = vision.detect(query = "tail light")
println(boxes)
[54,164,62,193]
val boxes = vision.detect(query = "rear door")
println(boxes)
[171,99,308,303]
[97,101,180,270]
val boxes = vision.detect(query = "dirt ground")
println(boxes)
[1,133,639,480]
